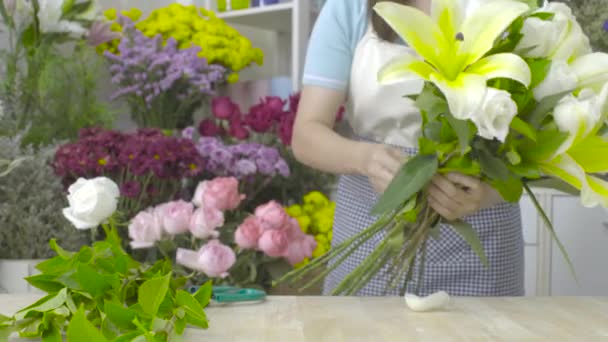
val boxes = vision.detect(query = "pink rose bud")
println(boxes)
[156,200,193,235]
[258,229,289,257]
[176,241,236,278]
[284,235,317,265]
[190,206,224,239]
[192,177,244,211]
[254,201,289,230]
[234,216,262,249]
[128,209,163,249]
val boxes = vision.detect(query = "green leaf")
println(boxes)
[114,331,144,342]
[478,148,510,181]
[0,327,12,342]
[527,90,573,127]
[77,264,110,298]
[371,154,438,215]
[193,282,212,308]
[509,162,542,179]
[519,129,569,162]
[529,12,554,20]
[0,0,14,28]
[104,301,136,330]
[439,155,481,176]
[415,83,448,122]
[49,239,75,259]
[510,117,537,141]
[41,323,62,342]
[447,219,488,266]
[526,58,552,89]
[24,274,64,293]
[36,256,74,275]
[174,317,187,335]
[66,306,108,342]
[490,175,524,202]
[424,121,443,142]
[14,288,68,321]
[138,273,171,317]
[523,184,577,282]
[0,314,12,327]
[176,291,204,313]
[445,113,472,154]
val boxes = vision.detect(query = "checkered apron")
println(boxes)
[323,146,525,297]
[323,23,524,297]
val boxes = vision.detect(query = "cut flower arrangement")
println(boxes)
[0,177,214,341]
[278,0,608,295]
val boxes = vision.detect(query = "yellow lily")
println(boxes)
[540,83,608,208]
[374,0,531,120]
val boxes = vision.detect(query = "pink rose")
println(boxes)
[156,200,193,235]
[128,209,163,249]
[284,235,317,265]
[234,216,262,249]
[255,201,289,230]
[212,96,237,120]
[285,217,306,241]
[258,229,289,257]
[189,206,224,239]
[176,240,236,278]
[192,178,244,211]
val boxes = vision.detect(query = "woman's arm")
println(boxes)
[292,85,406,194]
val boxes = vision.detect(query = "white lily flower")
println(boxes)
[37,0,87,36]
[375,0,531,121]
[533,60,579,101]
[516,2,591,62]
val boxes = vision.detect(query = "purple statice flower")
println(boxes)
[603,20,608,32]
[104,16,226,109]
[234,159,257,177]
[275,159,290,177]
[121,180,141,198]
[255,158,275,175]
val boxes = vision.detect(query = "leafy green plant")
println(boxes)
[0,134,88,259]
[0,225,213,341]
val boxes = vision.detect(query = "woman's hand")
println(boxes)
[427,173,503,221]
[359,144,407,194]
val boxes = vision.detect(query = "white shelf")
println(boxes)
[216,3,293,31]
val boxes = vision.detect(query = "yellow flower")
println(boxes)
[294,258,309,269]
[328,231,332,241]
[312,244,327,258]
[286,204,303,217]
[104,8,117,20]
[302,203,315,215]
[227,73,239,83]
[315,234,328,245]
[315,217,333,234]
[303,191,329,208]
[295,215,311,234]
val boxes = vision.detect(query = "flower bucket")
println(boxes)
[217,0,249,12]
[0,259,46,294]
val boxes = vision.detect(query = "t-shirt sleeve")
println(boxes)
[302,0,362,91]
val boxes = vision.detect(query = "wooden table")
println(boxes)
[2,295,607,341]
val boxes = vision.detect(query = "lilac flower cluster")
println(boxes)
[54,128,204,198]
[104,16,226,128]
[186,133,290,179]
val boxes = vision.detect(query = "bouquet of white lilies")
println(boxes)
[277,0,608,295]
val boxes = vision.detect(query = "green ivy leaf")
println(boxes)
[193,282,212,308]
[446,219,489,267]
[138,273,171,317]
[371,154,438,215]
[67,306,108,342]
[104,301,136,330]
[77,264,110,298]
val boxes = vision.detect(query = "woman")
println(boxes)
[292,0,524,296]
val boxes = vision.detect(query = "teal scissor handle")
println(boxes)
[188,285,266,303]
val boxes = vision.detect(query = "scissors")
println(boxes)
[188,285,266,304]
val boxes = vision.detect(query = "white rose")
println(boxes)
[63,177,120,230]
[516,3,590,61]
[533,60,578,101]
[471,88,518,142]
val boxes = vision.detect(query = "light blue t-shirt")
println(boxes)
[302,0,368,91]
